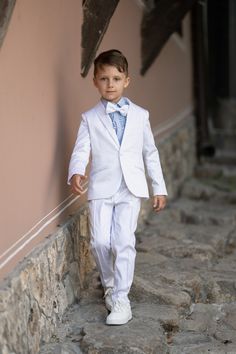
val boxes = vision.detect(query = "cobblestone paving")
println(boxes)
[40,163,236,354]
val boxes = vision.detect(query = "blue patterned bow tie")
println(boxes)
[106,102,129,116]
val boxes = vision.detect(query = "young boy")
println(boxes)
[68,49,167,325]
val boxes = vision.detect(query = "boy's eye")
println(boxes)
[98,76,122,82]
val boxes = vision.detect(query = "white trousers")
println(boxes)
[88,180,141,303]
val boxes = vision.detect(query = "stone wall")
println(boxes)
[159,114,196,199]
[0,208,94,354]
[0,114,195,354]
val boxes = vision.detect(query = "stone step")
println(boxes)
[201,150,236,166]
[134,256,236,305]
[141,214,234,258]
[131,275,192,309]
[39,342,82,354]
[169,198,236,227]
[180,177,236,202]
[39,301,180,353]
[181,160,236,203]
[168,336,236,354]
[196,162,236,178]
[168,302,236,353]
[146,198,236,231]
[78,303,172,353]
[39,172,236,353]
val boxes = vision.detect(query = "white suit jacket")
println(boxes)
[68,98,167,200]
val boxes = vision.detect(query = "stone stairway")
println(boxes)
[39,163,236,354]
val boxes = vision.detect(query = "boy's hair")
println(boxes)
[94,49,129,77]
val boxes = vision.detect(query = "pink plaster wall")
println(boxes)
[0,0,193,278]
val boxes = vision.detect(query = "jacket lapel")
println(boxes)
[96,101,120,149]
[120,100,135,149]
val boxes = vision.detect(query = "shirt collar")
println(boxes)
[101,97,129,108]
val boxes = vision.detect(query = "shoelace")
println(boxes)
[104,288,113,298]
[112,300,129,312]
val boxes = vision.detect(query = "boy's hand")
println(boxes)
[71,174,87,195]
[153,195,167,213]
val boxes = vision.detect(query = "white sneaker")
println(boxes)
[104,288,113,311]
[106,299,132,325]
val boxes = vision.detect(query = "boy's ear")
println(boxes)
[124,76,130,88]
[93,77,98,87]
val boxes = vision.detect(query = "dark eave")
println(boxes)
[141,0,196,75]
[0,0,16,49]
[81,0,120,77]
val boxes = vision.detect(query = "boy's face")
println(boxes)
[93,65,130,103]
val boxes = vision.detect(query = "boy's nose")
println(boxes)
[108,80,114,87]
